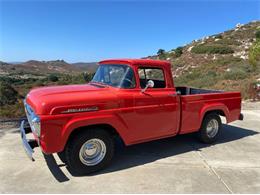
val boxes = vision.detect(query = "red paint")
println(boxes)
[26,59,242,154]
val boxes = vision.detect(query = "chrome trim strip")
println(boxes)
[60,106,99,114]
[20,120,35,161]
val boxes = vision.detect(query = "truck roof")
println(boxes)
[99,58,171,68]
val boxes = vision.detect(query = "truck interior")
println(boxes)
[138,67,166,89]
[140,79,165,88]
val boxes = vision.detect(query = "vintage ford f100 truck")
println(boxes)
[20,59,243,174]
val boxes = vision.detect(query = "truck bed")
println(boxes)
[176,86,222,95]
[175,86,241,135]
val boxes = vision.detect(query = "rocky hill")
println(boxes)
[0,60,98,76]
[71,62,98,73]
[147,20,260,98]
[0,59,99,118]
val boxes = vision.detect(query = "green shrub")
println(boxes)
[35,80,45,86]
[57,73,87,85]
[223,69,247,80]
[0,81,19,106]
[215,34,223,39]
[174,68,218,88]
[0,102,25,118]
[82,72,94,82]
[215,39,240,46]
[169,47,183,58]
[191,44,234,54]
[48,74,59,82]
[255,30,260,39]
[249,39,260,70]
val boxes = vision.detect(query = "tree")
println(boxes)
[175,47,183,57]
[157,49,165,56]
[157,49,166,59]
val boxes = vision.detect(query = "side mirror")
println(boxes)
[142,80,154,93]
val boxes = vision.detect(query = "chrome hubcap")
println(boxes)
[79,138,106,166]
[206,119,219,138]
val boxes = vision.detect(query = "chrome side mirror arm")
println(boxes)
[142,80,154,93]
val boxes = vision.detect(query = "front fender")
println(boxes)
[60,113,130,151]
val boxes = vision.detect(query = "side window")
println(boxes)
[138,67,166,89]
[146,68,165,81]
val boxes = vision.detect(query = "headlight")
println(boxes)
[32,115,41,137]
[24,101,41,137]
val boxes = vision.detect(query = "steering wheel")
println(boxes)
[122,78,133,87]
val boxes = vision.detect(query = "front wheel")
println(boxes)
[198,113,222,144]
[65,128,114,175]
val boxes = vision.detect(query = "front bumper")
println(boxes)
[20,119,38,161]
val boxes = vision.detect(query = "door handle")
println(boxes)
[168,93,177,97]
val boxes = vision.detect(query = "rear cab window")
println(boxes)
[138,67,166,89]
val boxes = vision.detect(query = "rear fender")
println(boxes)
[199,103,230,125]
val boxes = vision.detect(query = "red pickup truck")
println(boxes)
[20,59,243,174]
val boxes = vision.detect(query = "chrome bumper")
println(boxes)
[20,119,38,161]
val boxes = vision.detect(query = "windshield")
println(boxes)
[91,64,136,89]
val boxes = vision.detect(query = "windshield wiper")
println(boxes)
[89,81,109,87]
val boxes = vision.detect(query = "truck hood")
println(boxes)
[26,84,118,115]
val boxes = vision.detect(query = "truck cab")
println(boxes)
[95,59,180,143]
[20,59,243,175]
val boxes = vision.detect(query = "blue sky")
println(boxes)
[0,0,259,63]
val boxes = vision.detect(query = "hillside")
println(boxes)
[147,21,260,98]
[72,62,98,73]
[0,60,97,75]
[0,59,98,118]
[0,20,259,119]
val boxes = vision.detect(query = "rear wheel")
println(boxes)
[65,128,114,175]
[198,113,221,144]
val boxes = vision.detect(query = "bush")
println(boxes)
[249,39,260,70]
[255,30,260,39]
[0,81,19,106]
[48,74,59,82]
[82,72,94,82]
[215,39,240,46]
[0,102,25,118]
[223,69,247,80]
[191,44,234,54]
[174,67,219,88]
[57,73,87,85]
[35,80,45,86]
[215,34,223,39]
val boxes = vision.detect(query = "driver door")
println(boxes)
[128,67,179,143]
